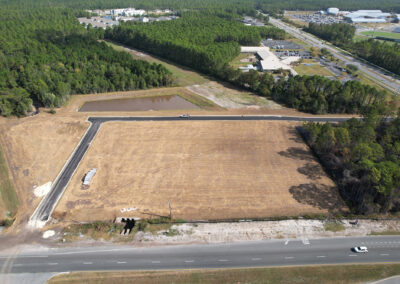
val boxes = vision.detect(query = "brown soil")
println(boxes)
[0,114,89,230]
[54,121,346,222]
[0,86,354,233]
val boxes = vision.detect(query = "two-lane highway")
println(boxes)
[29,115,357,226]
[1,236,400,273]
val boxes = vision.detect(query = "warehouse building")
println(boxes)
[345,10,391,23]
[327,8,339,15]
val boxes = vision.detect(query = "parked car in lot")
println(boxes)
[352,246,368,253]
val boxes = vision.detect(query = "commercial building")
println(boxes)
[78,17,119,29]
[327,8,339,15]
[241,47,299,76]
[345,10,391,23]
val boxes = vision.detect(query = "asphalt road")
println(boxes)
[1,236,400,273]
[268,17,400,94]
[29,120,102,224]
[29,115,357,225]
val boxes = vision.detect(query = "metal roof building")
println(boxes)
[241,46,298,76]
[345,10,391,23]
[349,18,387,23]
[327,8,339,15]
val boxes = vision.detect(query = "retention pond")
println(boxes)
[79,95,200,112]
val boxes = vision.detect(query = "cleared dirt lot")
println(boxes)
[54,121,346,222]
[0,115,89,227]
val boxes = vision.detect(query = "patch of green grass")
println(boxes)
[62,222,124,242]
[356,71,395,94]
[324,221,345,232]
[178,92,222,110]
[369,230,400,236]
[361,31,400,40]
[104,41,209,86]
[294,63,334,76]
[0,145,18,218]
[48,264,400,284]
[353,34,369,42]
[229,53,255,68]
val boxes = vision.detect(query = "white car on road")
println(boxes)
[179,114,190,118]
[352,246,368,253]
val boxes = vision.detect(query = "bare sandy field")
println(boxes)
[0,115,89,227]
[54,121,346,222]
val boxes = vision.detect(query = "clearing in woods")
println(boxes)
[54,121,346,222]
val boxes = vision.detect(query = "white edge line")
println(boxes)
[29,120,94,224]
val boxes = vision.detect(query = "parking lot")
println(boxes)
[262,40,304,50]
[290,13,344,24]
[262,40,312,59]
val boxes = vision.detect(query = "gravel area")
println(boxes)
[133,219,400,244]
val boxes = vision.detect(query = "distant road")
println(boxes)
[268,17,400,94]
[29,115,357,226]
[1,236,400,273]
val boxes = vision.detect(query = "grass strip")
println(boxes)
[48,264,400,284]
[104,41,209,87]
[0,144,18,217]
[178,91,222,110]
[369,230,400,236]
[294,63,334,76]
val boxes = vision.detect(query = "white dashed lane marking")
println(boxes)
[218,259,229,262]
[380,254,389,256]
[284,257,294,259]
[117,261,127,264]
[251,258,262,261]
[184,260,194,263]
[317,256,326,258]
[48,263,58,265]
[151,261,160,264]
[348,255,357,257]
[83,262,93,264]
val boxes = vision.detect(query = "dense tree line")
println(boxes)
[2,0,399,14]
[0,8,173,116]
[303,110,400,214]
[305,23,400,76]
[352,39,400,76]
[226,70,392,115]
[107,12,394,115]
[271,76,390,114]
[106,13,284,76]
[305,23,355,46]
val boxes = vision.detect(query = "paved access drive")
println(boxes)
[29,120,102,226]
[29,115,355,226]
[1,236,400,273]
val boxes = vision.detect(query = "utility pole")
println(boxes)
[168,200,172,220]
